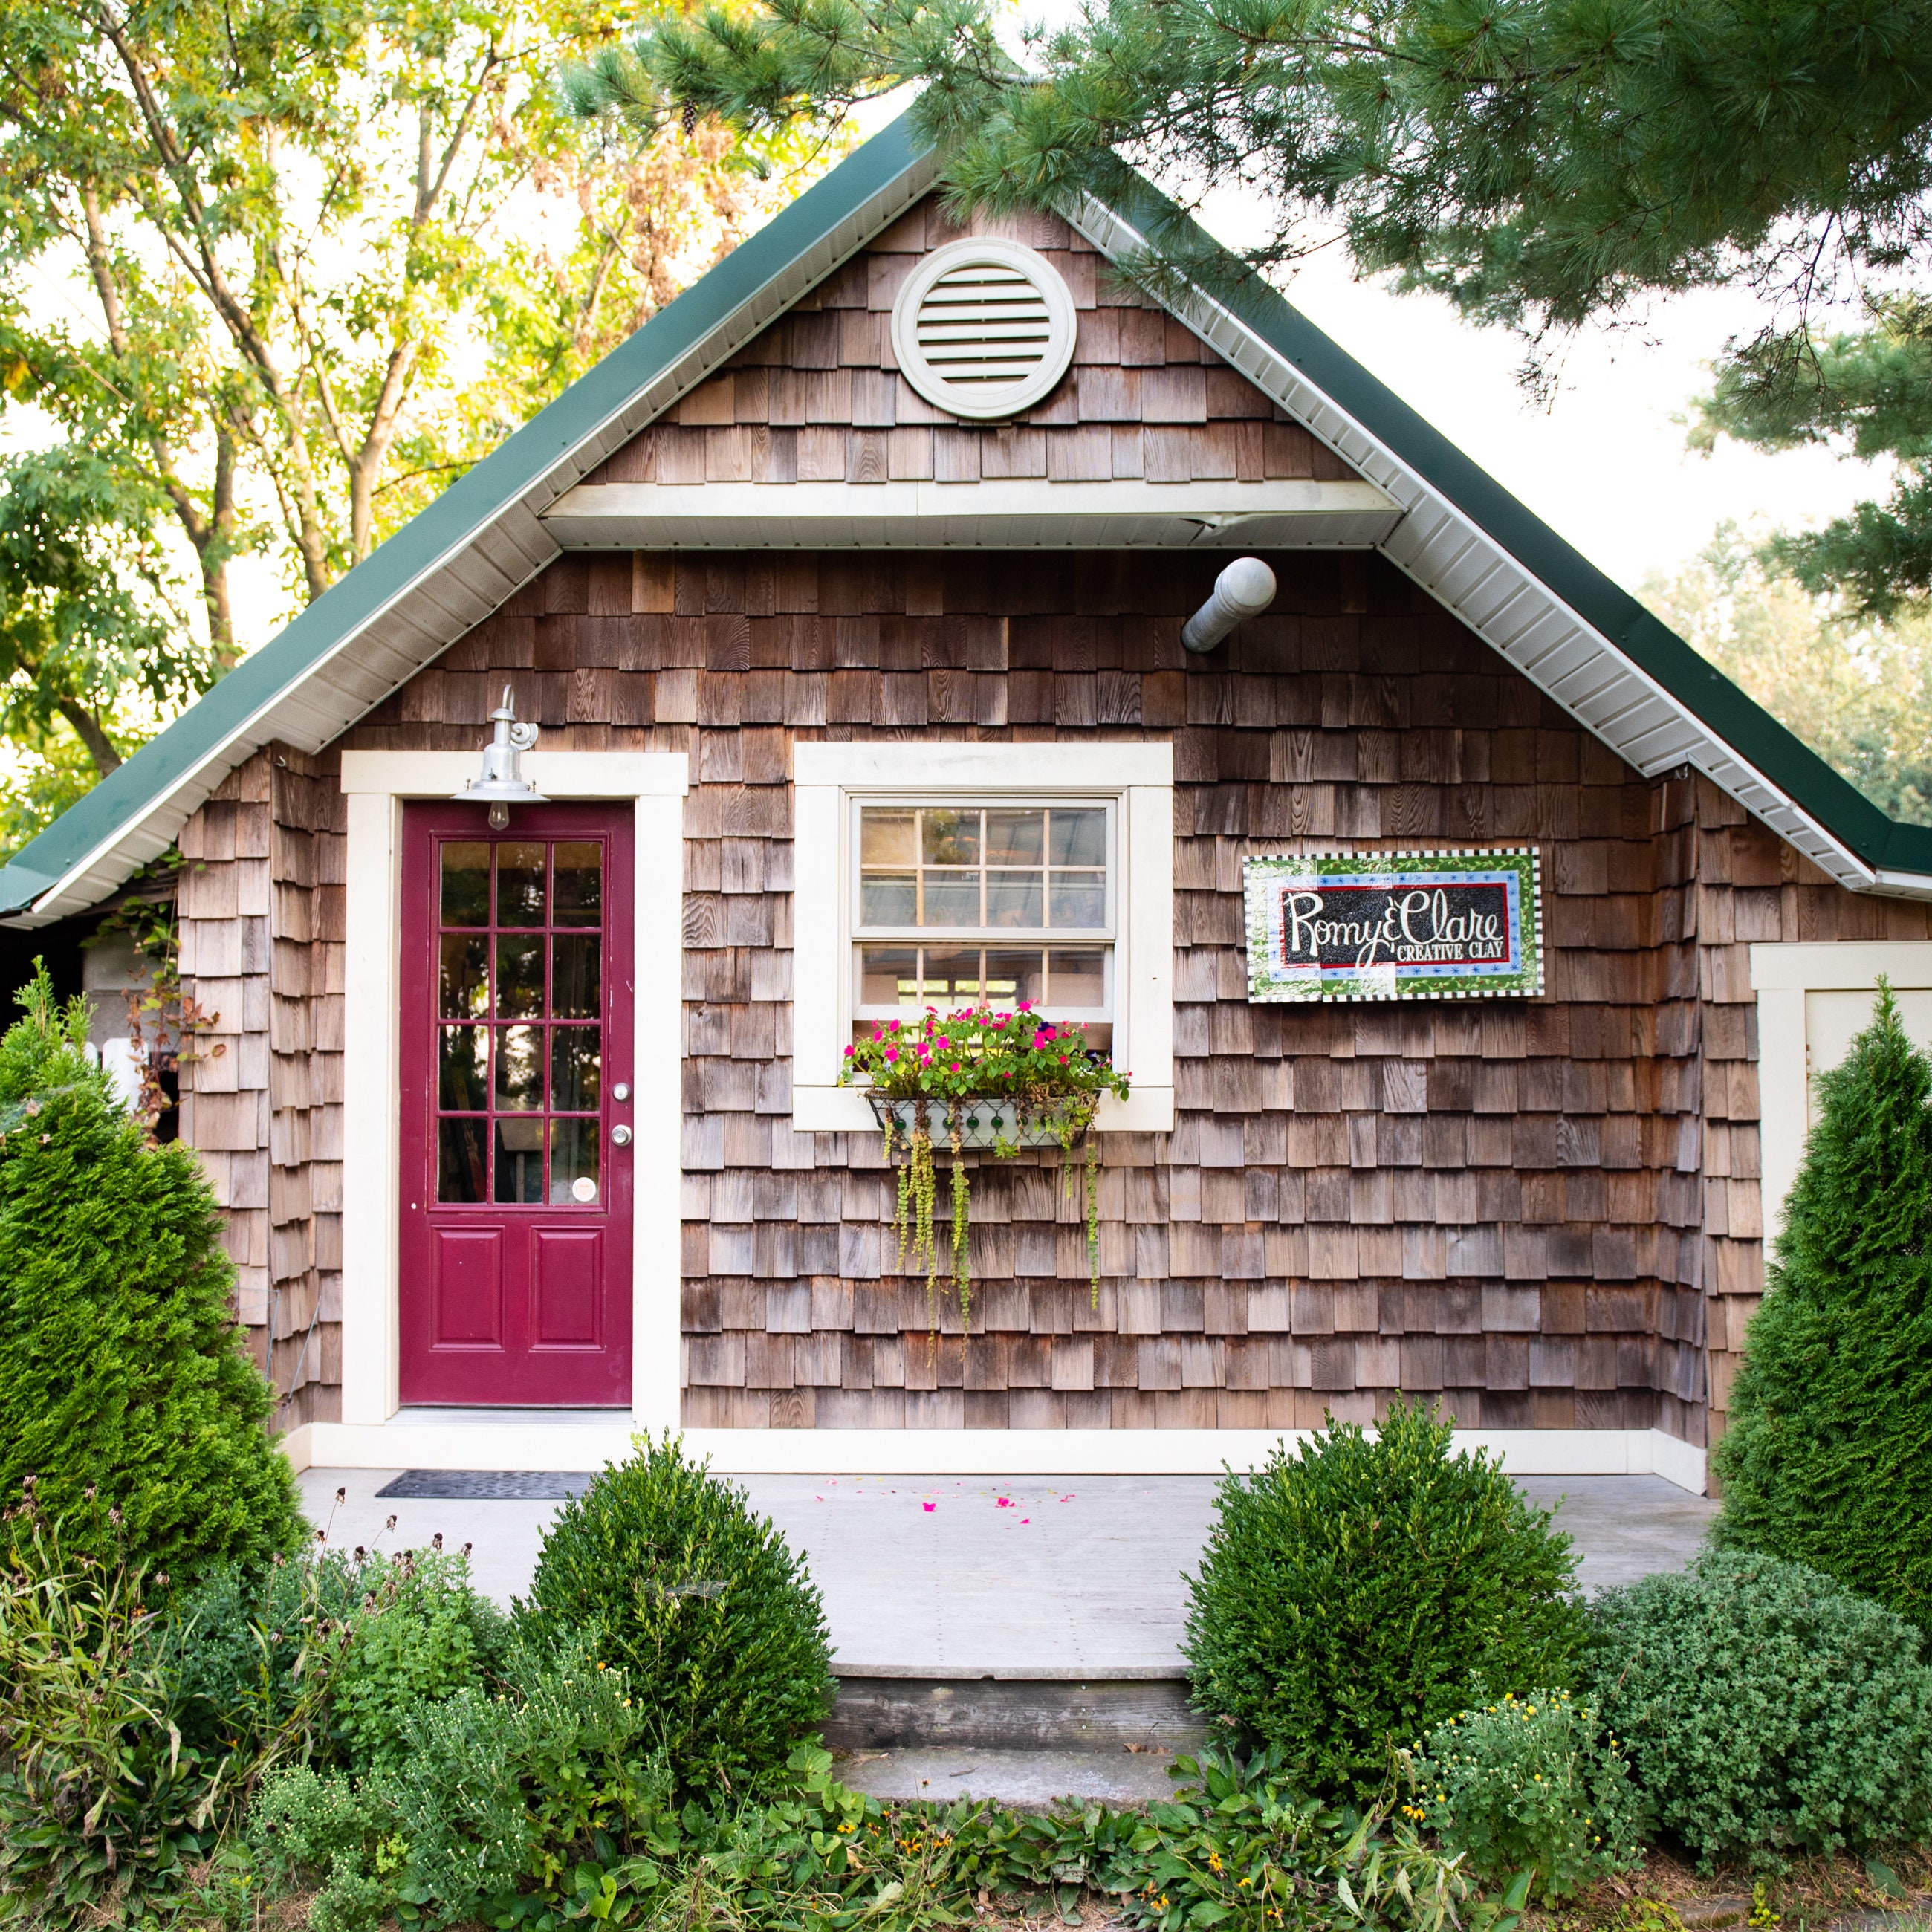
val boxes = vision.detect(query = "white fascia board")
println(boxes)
[542,477,1402,550]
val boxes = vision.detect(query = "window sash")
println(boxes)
[852,797,1118,941]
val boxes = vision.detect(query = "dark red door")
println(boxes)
[399,803,633,1405]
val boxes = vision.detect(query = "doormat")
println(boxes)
[375,1470,596,1500]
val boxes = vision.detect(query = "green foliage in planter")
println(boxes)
[516,1430,833,1796]
[0,1514,340,1925]
[1712,982,1932,1629]
[1184,1400,1591,1803]
[841,1004,1130,1324]
[1587,1548,1932,1872]
[0,966,305,1586]
[1406,1688,1644,1901]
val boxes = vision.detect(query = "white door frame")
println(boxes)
[288,749,687,1472]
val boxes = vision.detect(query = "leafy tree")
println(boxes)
[0,0,811,637]
[1713,983,1932,1632]
[0,446,207,781]
[580,0,1932,612]
[0,964,306,1586]
[1642,525,1932,823]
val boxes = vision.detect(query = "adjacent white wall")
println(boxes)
[1751,941,1932,1242]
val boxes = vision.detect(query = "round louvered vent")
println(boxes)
[891,239,1077,421]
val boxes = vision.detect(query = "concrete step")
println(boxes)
[837,1745,1184,1810]
[826,1670,1206,1754]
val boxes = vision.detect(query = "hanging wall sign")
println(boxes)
[1242,849,1543,1002]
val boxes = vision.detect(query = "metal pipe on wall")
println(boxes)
[1181,557,1277,653]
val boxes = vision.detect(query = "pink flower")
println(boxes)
[1017,1000,1034,1011]
[922,1502,936,1513]
[950,1062,961,1073]
[843,1044,855,1057]
[936,1036,949,1048]
[884,1047,898,1063]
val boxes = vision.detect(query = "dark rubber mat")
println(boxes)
[374,1469,594,1500]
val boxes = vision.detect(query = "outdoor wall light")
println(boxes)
[452,686,548,829]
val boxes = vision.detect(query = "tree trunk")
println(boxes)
[57,701,122,777]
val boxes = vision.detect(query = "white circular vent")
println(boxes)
[891,238,1077,421]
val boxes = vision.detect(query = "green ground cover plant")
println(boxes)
[1588,1549,1932,1871]
[1407,1688,1645,1901]
[0,1510,343,1925]
[1185,1401,1591,1803]
[1713,982,1932,1630]
[517,1430,834,1796]
[0,966,305,1586]
[326,1543,508,1778]
[255,1734,1495,1932]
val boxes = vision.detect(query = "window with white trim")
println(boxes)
[851,800,1116,1040]
[789,742,1175,1135]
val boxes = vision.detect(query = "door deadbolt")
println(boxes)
[611,1124,633,1146]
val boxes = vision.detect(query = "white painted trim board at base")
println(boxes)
[283,1424,1706,1494]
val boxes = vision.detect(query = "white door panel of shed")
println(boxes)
[1804,986,1932,1124]
[1751,941,1932,1240]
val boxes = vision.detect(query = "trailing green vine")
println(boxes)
[842,1004,1129,1333]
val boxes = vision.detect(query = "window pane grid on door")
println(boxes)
[435,838,603,1207]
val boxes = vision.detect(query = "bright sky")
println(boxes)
[1273,247,1881,592]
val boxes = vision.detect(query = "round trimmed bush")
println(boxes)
[1184,1398,1590,1802]
[1589,1547,1932,1871]
[516,1431,832,1795]
[1713,982,1932,1629]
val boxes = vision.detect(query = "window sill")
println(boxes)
[790,1085,1176,1135]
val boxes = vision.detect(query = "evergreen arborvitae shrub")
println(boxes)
[1184,1399,1591,1802]
[1589,1549,1932,1870]
[1713,981,1932,1628]
[518,1430,833,1795]
[0,967,305,1585]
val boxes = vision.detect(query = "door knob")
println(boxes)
[611,1124,632,1146]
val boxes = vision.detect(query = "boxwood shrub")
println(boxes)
[517,1431,832,1795]
[1184,1399,1589,1802]
[1589,1548,1932,1870]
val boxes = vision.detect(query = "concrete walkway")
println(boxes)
[298,1468,1716,1676]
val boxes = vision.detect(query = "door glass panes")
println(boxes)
[435,837,604,1205]
[441,843,490,926]
[857,805,1108,932]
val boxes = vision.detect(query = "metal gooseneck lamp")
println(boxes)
[453,685,548,829]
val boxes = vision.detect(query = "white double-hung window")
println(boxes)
[791,743,1175,1134]
[852,800,1115,1039]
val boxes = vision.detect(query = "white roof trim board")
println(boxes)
[541,477,1402,549]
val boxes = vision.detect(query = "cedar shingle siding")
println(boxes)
[170,196,1931,1451]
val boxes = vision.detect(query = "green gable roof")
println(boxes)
[4,111,1925,921]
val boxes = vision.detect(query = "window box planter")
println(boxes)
[841,1007,1129,1329]
[863,1093,1095,1153]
